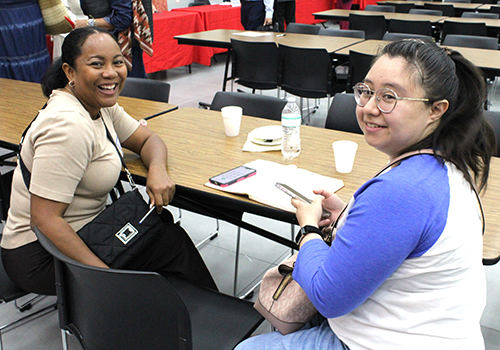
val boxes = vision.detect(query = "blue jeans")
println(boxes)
[234,320,349,350]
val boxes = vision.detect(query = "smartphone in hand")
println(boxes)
[275,182,331,218]
[209,166,257,187]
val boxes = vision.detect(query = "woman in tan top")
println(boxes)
[1,27,217,295]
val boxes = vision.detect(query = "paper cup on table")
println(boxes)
[221,106,243,137]
[332,140,358,173]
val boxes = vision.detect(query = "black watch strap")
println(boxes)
[296,225,322,244]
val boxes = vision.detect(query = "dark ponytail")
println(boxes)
[40,27,114,98]
[380,40,496,192]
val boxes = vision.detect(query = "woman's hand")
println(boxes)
[313,189,346,227]
[292,196,324,228]
[146,164,176,212]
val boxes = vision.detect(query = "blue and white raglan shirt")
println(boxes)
[293,154,486,350]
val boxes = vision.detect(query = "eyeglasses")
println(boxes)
[353,82,430,113]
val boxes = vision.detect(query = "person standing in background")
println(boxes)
[337,0,352,29]
[74,0,153,78]
[240,0,274,31]
[0,0,51,83]
[272,0,295,33]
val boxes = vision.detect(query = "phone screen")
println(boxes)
[209,166,257,187]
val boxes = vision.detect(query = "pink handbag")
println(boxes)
[253,253,318,335]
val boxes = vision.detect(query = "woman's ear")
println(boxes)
[429,99,449,123]
[62,62,75,84]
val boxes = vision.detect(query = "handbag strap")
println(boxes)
[18,108,136,190]
[330,149,485,236]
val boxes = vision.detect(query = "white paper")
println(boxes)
[233,32,273,37]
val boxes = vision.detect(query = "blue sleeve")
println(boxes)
[293,156,449,318]
[103,0,132,32]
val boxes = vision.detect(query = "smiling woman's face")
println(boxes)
[356,54,439,160]
[63,33,127,118]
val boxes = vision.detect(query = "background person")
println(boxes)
[240,0,274,31]
[272,0,295,33]
[1,27,217,296]
[236,39,496,349]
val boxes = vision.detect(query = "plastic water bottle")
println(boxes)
[281,97,301,161]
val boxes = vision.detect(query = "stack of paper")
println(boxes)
[205,159,344,212]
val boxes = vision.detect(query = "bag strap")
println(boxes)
[18,108,136,191]
[330,149,485,236]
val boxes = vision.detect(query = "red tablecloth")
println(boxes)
[144,11,207,73]
[296,0,335,24]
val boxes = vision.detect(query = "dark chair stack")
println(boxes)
[33,227,264,350]
[444,0,470,3]
[230,39,280,95]
[442,34,498,50]
[489,5,500,16]
[349,14,387,40]
[325,93,362,134]
[285,23,320,34]
[347,50,375,93]
[409,8,443,16]
[441,20,488,40]
[462,11,499,19]
[120,77,171,103]
[378,2,415,13]
[383,32,434,41]
[208,91,287,121]
[318,28,365,38]
[388,19,433,36]
[364,4,396,12]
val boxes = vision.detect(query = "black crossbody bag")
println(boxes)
[19,108,164,268]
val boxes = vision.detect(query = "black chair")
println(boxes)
[230,39,280,95]
[442,34,498,49]
[489,5,500,15]
[278,44,342,124]
[379,2,415,13]
[409,8,443,16]
[347,50,375,93]
[388,19,433,36]
[444,0,470,2]
[318,28,365,38]
[120,77,171,103]
[462,11,499,19]
[285,23,320,34]
[485,111,500,156]
[33,227,264,350]
[441,20,488,39]
[364,4,396,12]
[207,91,287,121]
[349,14,387,40]
[383,32,434,41]
[423,3,455,17]
[325,93,362,134]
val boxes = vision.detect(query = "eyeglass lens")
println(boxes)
[354,83,397,113]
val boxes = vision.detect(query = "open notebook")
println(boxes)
[205,159,344,213]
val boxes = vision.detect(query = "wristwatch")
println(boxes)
[87,17,96,27]
[295,225,322,245]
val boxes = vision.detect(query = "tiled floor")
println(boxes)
[2,39,500,349]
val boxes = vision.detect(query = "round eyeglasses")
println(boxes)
[353,82,430,113]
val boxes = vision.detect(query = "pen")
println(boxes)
[139,206,155,224]
[276,34,286,37]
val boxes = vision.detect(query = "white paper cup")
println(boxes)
[332,140,358,173]
[221,106,243,137]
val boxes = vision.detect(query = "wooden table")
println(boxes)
[377,0,485,11]
[335,40,500,77]
[313,9,449,22]
[175,29,364,90]
[0,78,177,150]
[124,107,500,264]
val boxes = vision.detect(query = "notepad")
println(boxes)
[204,159,344,212]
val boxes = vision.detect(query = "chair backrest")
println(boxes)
[349,14,387,40]
[442,34,499,50]
[423,3,455,17]
[444,0,470,2]
[347,50,375,93]
[120,77,171,103]
[441,20,488,39]
[33,227,195,350]
[285,23,320,34]
[278,44,335,98]
[230,39,280,91]
[318,28,365,38]
[485,111,500,156]
[462,11,499,19]
[490,5,500,15]
[388,19,432,36]
[383,32,434,41]
[409,8,443,16]
[364,4,396,12]
[380,2,415,13]
[209,92,287,121]
[325,93,362,134]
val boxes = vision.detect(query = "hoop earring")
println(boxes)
[68,81,75,88]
